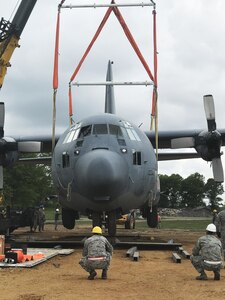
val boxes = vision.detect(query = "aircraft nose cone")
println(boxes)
[75,149,128,200]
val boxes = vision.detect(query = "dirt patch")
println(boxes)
[1,225,225,300]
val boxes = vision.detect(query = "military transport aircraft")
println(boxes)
[0,60,225,236]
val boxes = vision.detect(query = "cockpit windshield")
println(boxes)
[63,121,140,144]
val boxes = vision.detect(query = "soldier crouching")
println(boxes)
[79,226,113,280]
[191,223,223,280]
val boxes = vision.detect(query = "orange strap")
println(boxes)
[112,5,154,82]
[70,6,113,83]
[69,84,73,125]
[67,0,157,126]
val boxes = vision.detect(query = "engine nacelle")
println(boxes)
[195,130,221,161]
[0,137,18,167]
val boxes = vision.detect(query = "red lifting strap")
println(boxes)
[67,0,157,125]
[70,5,113,83]
[112,5,154,82]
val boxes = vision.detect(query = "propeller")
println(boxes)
[203,95,223,182]
[0,102,43,190]
[171,95,224,182]
[203,94,216,131]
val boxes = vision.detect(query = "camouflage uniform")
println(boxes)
[38,208,45,232]
[79,234,113,273]
[215,210,225,251]
[191,235,223,274]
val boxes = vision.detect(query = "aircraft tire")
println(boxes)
[146,206,158,228]
[107,211,116,236]
[62,208,76,229]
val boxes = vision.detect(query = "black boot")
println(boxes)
[88,270,97,280]
[196,271,207,280]
[101,269,107,280]
[214,270,220,281]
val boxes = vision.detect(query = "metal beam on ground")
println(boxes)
[172,252,181,263]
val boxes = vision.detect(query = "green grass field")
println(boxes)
[135,217,211,231]
[45,208,212,231]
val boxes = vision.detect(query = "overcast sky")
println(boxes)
[1,0,225,193]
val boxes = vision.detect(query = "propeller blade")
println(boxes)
[0,166,3,189]
[18,141,42,152]
[171,137,195,149]
[0,102,5,138]
[203,95,216,131]
[212,157,224,182]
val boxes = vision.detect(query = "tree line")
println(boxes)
[2,160,56,208]
[159,173,224,209]
[1,161,224,210]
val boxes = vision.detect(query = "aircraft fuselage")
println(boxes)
[52,113,159,217]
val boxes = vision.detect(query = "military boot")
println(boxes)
[88,270,97,280]
[101,269,107,280]
[214,270,220,281]
[196,271,207,280]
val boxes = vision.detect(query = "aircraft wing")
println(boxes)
[145,129,225,149]
[11,134,60,153]
[146,128,225,182]
[158,152,200,161]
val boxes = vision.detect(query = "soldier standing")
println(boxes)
[190,223,223,280]
[38,207,45,232]
[54,208,60,230]
[215,209,225,258]
[212,209,218,224]
[33,207,40,232]
[79,226,113,280]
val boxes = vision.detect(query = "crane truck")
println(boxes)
[0,0,37,234]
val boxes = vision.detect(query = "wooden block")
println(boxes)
[172,252,181,263]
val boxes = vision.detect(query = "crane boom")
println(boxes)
[0,0,37,88]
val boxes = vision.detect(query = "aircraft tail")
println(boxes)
[105,60,116,114]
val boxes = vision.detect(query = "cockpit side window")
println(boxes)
[109,125,123,137]
[63,123,81,144]
[93,124,108,135]
[121,121,141,142]
[78,125,92,138]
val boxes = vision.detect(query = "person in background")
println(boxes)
[190,223,223,281]
[212,209,218,224]
[33,207,40,232]
[54,208,60,230]
[38,206,45,232]
[79,226,113,280]
[157,213,161,229]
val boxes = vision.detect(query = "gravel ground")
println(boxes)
[1,224,225,300]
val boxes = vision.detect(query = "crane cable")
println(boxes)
[152,7,158,159]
